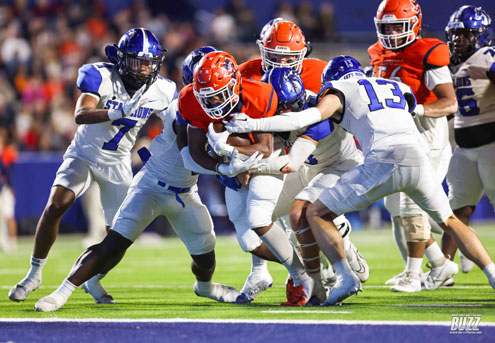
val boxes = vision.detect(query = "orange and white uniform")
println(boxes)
[369,38,453,218]
[239,58,327,95]
[178,78,279,253]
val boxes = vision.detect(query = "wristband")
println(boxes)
[215,162,224,175]
[108,108,123,121]
[415,104,425,117]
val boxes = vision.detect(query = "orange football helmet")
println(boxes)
[193,51,241,120]
[374,0,422,49]
[258,21,307,73]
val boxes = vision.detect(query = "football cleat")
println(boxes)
[321,273,362,306]
[281,275,314,306]
[459,251,475,273]
[443,277,455,287]
[422,260,459,290]
[385,271,405,285]
[81,277,115,304]
[390,271,421,292]
[8,278,41,302]
[193,281,241,303]
[34,294,67,312]
[235,270,273,304]
[346,242,370,283]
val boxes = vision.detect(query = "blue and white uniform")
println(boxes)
[315,78,453,223]
[53,62,176,225]
[111,100,216,255]
[447,46,495,210]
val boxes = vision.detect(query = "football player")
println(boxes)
[33,47,252,312]
[225,55,495,306]
[443,6,495,273]
[369,0,459,292]
[181,51,319,306]
[9,28,175,304]
[243,67,370,289]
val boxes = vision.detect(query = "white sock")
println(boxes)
[251,255,268,274]
[195,280,213,293]
[424,242,446,267]
[333,259,353,276]
[405,257,423,274]
[259,225,306,283]
[483,263,495,288]
[24,256,47,282]
[51,279,77,302]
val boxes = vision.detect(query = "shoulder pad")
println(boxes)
[77,64,103,94]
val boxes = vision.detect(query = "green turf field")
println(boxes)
[1,224,494,322]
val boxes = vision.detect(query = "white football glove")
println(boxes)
[207,122,235,157]
[217,150,263,177]
[108,85,147,120]
[224,113,260,133]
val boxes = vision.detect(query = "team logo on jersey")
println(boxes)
[450,314,482,334]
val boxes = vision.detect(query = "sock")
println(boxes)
[405,257,423,274]
[333,259,353,276]
[24,256,47,283]
[425,242,446,268]
[259,225,306,284]
[483,263,495,289]
[51,279,77,302]
[195,280,213,293]
[251,255,268,274]
[392,217,408,264]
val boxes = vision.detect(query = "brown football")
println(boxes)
[212,122,253,147]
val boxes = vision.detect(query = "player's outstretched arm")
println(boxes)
[225,94,342,133]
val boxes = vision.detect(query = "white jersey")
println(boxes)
[66,62,177,165]
[284,96,358,172]
[326,77,428,166]
[451,46,495,148]
[144,99,199,189]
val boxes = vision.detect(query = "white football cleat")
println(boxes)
[193,281,241,303]
[390,271,421,292]
[423,260,459,290]
[34,294,67,312]
[385,271,405,285]
[235,270,273,303]
[346,242,369,283]
[8,277,41,302]
[321,273,362,306]
[459,251,474,274]
[81,277,115,304]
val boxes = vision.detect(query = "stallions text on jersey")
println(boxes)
[450,46,495,148]
[69,62,177,165]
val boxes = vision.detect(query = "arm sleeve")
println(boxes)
[255,137,316,174]
[424,66,453,91]
[180,147,217,175]
[255,107,322,132]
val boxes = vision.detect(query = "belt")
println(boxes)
[157,181,190,207]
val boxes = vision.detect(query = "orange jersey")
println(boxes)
[238,58,327,94]
[368,38,450,105]
[178,79,278,132]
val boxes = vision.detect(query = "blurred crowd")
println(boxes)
[0,0,339,156]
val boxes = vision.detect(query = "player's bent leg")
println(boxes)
[34,231,132,312]
[191,251,241,303]
[9,186,76,303]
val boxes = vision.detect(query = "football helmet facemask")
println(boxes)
[193,51,241,120]
[445,6,494,65]
[374,0,422,50]
[258,21,307,73]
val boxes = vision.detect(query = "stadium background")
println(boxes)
[0,0,494,240]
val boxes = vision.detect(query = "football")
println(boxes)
[211,122,253,147]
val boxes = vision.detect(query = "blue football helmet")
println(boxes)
[106,28,166,89]
[321,56,365,84]
[261,67,307,113]
[445,6,493,64]
[257,17,284,43]
[182,46,218,86]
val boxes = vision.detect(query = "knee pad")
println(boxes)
[237,228,262,253]
[402,216,431,242]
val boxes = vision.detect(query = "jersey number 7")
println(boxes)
[102,118,137,151]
